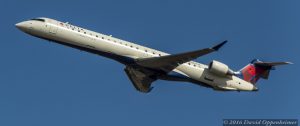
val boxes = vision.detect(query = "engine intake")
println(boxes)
[208,60,234,76]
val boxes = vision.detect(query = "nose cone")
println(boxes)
[15,22,27,31]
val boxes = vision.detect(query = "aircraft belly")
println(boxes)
[173,65,216,87]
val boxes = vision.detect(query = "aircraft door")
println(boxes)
[48,25,58,35]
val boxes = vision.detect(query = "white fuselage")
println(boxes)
[16,17,256,91]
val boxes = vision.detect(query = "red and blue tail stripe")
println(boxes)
[239,64,266,84]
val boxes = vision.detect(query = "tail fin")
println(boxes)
[238,59,292,84]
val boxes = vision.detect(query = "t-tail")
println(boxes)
[237,59,292,84]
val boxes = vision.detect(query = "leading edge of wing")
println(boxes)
[135,40,227,72]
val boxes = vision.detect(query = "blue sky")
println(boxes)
[0,0,299,125]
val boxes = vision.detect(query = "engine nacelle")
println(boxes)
[208,60,234,76]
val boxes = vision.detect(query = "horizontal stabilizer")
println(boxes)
[254,62,293,67]
[239,59,292,84]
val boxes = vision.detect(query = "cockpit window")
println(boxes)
[30,18,45,22]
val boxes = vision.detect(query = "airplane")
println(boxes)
[15,17,292,93]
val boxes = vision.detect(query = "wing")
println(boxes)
[135,41,227,72]
[124,66,157,93]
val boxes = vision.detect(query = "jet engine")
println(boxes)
[208,60,235,76]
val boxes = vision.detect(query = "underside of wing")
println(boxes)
[135,41,227,72]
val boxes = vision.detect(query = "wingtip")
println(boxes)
[212,40,228,51]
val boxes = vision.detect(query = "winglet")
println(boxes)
[212,40,227,51]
